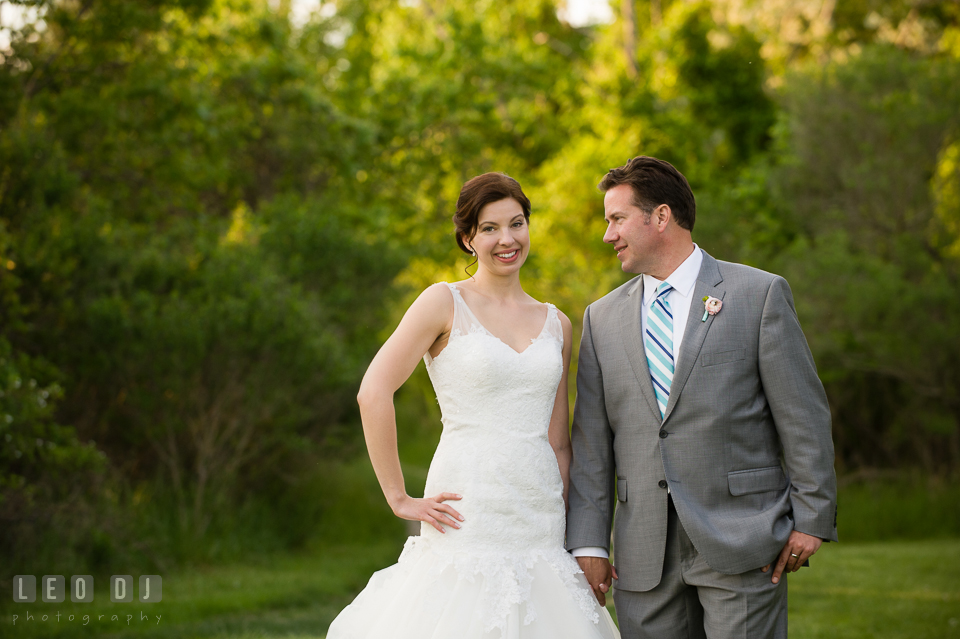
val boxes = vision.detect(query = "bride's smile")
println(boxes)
[466,197,530,273]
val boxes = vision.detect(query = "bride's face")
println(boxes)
[466,198,530,275]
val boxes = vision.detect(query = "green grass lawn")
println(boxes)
[2,542,403,639]
[4,539,958,638]
[788,539,960,639]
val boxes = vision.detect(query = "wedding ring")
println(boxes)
[790,553,799,557]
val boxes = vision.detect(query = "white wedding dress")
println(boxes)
[326,283,620,639]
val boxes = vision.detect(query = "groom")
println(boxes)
[567,156,837,638]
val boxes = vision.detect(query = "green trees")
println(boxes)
[1,0,400,567]
[752,47,960,474]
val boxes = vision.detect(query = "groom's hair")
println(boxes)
[598,156,696,231]
[453,172,532,255]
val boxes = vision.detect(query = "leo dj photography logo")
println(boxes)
[11,575,162,627]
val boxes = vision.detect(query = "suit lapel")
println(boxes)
[619,277,662,422]
[663,251,725,423]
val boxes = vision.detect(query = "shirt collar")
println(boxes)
[642,244,703,305]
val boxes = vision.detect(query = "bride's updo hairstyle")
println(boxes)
[454,172,532,254]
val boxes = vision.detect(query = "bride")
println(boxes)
[326,173,620,639]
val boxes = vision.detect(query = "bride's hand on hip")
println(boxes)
[391,493,464,534]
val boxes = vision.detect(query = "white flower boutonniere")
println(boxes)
[701,296,722,322]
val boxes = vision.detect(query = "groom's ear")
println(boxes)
[653,204,672,230]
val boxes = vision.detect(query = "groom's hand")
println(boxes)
[576,556,618,606]
[763,530,822,584]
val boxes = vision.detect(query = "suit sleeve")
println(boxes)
[566,305,617,551]
[759,276,838,541]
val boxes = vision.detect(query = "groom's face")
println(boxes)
[603,184,660,274]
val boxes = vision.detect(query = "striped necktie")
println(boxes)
[645,282,674,419]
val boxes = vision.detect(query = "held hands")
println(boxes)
[391,492,464,534]
[762,530,822,584]
[576,556,618,606]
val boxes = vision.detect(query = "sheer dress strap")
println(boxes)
[541,303,563,348]
[424,282,474,367]
[444,283,485,338]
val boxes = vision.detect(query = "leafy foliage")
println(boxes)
[0,0,401,568]
[758,47,960,474]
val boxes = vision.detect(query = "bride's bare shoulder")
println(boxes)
[405,282,455,318]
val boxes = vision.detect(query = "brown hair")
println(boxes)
[598,156,696,231]
[453,172,532,254]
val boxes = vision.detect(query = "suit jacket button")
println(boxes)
[658,480,668,489]
[659,430,668,439]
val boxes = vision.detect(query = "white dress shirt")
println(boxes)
[571,245,703,560]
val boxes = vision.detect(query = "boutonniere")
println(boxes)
[701,296,722,322]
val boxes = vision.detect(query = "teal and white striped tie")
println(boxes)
[645,282,674,419]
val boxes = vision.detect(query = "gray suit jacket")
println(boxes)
[566,250,838,592]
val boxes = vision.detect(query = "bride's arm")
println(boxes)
[548,310,575,510]
[357,283,464,534]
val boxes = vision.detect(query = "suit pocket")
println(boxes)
[727,466,787,496]
[701,348,746,367]
[617,478,628,502]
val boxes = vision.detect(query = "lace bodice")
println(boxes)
[420,283,565,549]
[423,283,563,452]
[425,283,564,363]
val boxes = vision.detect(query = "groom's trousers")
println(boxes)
[612,496,787,639]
